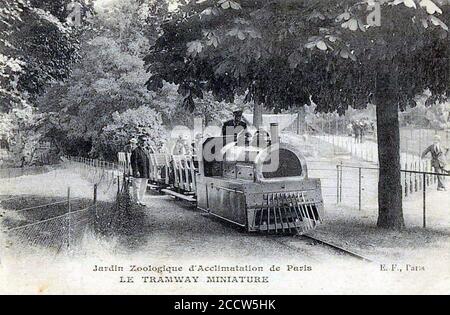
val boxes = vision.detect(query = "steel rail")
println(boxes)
[300,234,374,263]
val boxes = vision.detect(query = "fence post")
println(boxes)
[93,184,98,219]
[419,128,422,155]
[358,167,362,211]
[339,161,343,203]
[336,164,340,204]
[67,187,71,250]
[418,162,422,191]
[404,163,408,197]
[423,172,426,228]
[409,165,413,195]
[414,163,418,192]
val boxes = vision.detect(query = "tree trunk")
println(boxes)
[376,101,405,229]
[253,103,263,129]
[297,106,306,135]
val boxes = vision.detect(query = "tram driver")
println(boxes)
[222,109,248,143]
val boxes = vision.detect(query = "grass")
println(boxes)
[1,194,122,250]
[309,206,450,262]
[0,195,92,229]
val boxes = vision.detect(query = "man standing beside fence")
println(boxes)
[421,135,449,191]
[130,136,149,206]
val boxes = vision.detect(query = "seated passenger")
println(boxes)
[251,129,271,148]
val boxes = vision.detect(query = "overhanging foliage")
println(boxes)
[145,0,449,114]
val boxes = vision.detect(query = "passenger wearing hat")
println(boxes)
[222,109,248,143]
[130,136,150,205]
[422,135,449,191]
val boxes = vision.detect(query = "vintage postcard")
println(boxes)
[0,0,449,297]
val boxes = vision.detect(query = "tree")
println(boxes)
[0,0,88,165]
[37,0,240,159]
[37,0,174,158]
[400,91,450,129]
[0,0,88,110]
[145,0,449,229]
[99,105,166,159]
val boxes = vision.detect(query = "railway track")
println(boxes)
[263,233,375,263]
[168,197,375,263]
[234,222,375,263]
[300,234,374,263]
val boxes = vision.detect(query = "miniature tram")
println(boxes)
[118,124,324,235]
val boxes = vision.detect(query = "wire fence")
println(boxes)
[286,112,449,152]
[62,155,122,195]
[0,156,139,255]
[314,134,445,173]
[399,128,450,158]
[62,156,137,235]
[284,113,449,171]
[2,186,98,253]
[307,156,450,229]
[0,165,56,179]
[327,164,449,228]
[62,155,120,171]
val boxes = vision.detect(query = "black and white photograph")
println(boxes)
[0,0,449,297]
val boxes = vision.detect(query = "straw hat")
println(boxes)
[229,104,244,115]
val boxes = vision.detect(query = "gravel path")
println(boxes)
[112,191,354,265]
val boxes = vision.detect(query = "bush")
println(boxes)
[96,105,166,160]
